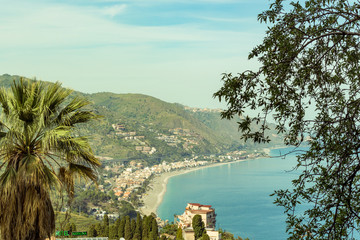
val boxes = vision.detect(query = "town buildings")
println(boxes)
[110,160,209,201]
[177,203,220,240]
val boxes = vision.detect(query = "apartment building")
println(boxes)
[177,203,220,240]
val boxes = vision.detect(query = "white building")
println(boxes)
[177,203,220,240]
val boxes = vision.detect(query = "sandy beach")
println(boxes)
[139,160,246,216]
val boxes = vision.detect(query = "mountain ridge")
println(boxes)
[0,74,283,164]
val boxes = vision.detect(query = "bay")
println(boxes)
[157,148,304,240]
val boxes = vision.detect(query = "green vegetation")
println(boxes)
[160,223,178,236]
[0,74,283,164]
[214,0,360,238]
[0,78,100,240]
[87,213,159,240]
[176,227,184,240]
[192,215,205,240]
[218,229,249,240]
[66,184,138,220]
[201,233,210,240]
[72,186,111,214]
[56,212,99,232]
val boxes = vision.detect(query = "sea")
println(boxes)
[157,147,306,240]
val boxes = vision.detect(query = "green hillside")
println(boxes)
[0,74,283,163]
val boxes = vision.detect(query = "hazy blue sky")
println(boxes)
[1,0,271,108]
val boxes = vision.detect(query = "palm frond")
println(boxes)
[19,155,59,190]
[65,110,100,126]
[57,166,75,198]
[68,162,97,182]
[55,136,101,167]
[0,78,99,240]
[57,97,92,122]
[0,88,10,116]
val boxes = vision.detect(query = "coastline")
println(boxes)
[139,146,292,216]
[139,160,248,216]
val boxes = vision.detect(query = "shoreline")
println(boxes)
[139,146,291,217]
[139,159,250,216]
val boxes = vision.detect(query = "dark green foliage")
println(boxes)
[142,215,150,240]
[219,229,234,240]
[131,219,137,237]
[103,214,109,226]
[142,215,158,240]
[176,227,184,240]
[109,224,118,239]
[64,222,76,234]
[192,215,205,240]
[161,224,178,236]
[236,237,249,240]
[0,79,100,240]
[103,214,110,237]
[133,213,143,240]
[125,216,133,240]
[88,224,97,237]
[115,217,121,229]
[214,0,360,239]
[72,186,111,214]
[104,214,167,240]
[149,218,159,240]
[119,200,138,218]
[119,217,126,238]
[95,223,103,237]
[71,222,77,233]
[201,233,210,240]
[0,74,281,162]
[104,225,109,237]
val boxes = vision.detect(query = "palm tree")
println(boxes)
[0,78,100,240]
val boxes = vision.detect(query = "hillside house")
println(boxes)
[177,203,220,240]
[112,123,125,130]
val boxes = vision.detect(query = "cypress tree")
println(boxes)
[152,218,158,236]
[109,224,118,239]
[95,223,103,237]
[176,227,184,240]
[131,219,137,237]
[148,215,154,233]
[104,225,110,237]
[119,217,126,238]
[202,233,210,240]
[192,215,205,240]
[115,217,121,230]
[125,216,133,240]
[136,213,143,232]
[103,214,110,227]
[103,214,110,237]
[133,213,142,240]
[142,215,150,240]
[112,218,120,238]
[149,218,158,240]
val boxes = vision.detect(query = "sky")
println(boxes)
[0,0,271,109]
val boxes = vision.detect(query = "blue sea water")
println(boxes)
[157,148,305,240]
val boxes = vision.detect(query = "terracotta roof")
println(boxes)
[189,209,214,214]
[188,203,212,208]
[188,203,201,206]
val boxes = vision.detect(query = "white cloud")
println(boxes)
[101,4,127,17]
[0,2,258,50]
[0,0,264,108]
[197,16,256,23]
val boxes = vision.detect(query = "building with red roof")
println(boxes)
[176,203,219,240]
